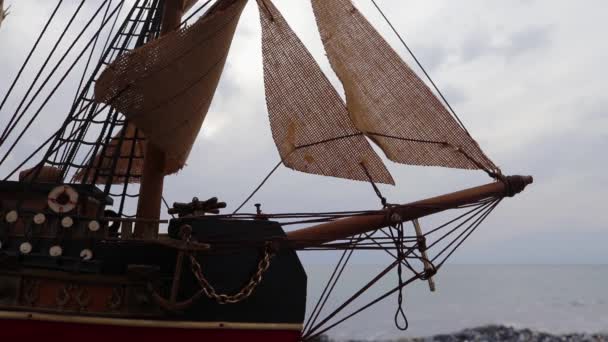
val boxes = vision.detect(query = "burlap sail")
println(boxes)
[74,124,145,184]
[94,0,248,174]
[311,0,497,172]
[258,0,393,184]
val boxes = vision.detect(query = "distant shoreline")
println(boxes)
[314,325,608,342]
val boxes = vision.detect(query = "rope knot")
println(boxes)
[416,235,427,252]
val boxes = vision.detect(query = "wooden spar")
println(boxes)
[286,175,533,248]
[134,0,185,238]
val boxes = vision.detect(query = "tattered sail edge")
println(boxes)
[93,0,248,175]
[258,0,394,185]
[310,0,499,175]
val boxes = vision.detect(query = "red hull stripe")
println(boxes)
[0,311,302,341]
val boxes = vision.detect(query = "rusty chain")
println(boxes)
[188,238,274,305]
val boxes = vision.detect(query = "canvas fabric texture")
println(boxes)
[258,0,394,185]
[94,0,248,174]
[311,0,497,173]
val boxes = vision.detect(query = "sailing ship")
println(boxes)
[0,0,532,341]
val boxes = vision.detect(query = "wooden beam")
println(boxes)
[134,0,186,238]
[286,175,533,248]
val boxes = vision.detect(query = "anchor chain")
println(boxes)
[188,239,274,305]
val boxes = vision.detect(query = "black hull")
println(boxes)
[0,181,307,333]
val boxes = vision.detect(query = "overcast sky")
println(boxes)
[0,0,606,265]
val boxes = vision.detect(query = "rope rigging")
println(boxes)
[0,0,164,217]
[301,197,501,340]
[0,0,63,122]
[0,1,513,337]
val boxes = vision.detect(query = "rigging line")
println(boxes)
[232,160,283,214]
[384,226,429,277]
[2,132,58,181]
[369,0,472,137]
[425,199,495,250]
[0,0,63,116]
[84,8,152,189]
[367,132,497,176]
[117,124,143,213]
[368,132,449,146]
[8,102,112,181]
[92,2,158,188]
[95,112,124,193]
[294,132,363,150]
[65,1,148,180]
[304,256,403,339]
[304,235,360,335]
[434,199,501,267]
[0,0,85,144]
[387,219,408,331]
[304,243,422,337]
[69,145,95,183]
[62,0,115,165]
[360,162,387,207]
[181,0,214,26]
[19,86,122,182]
[6,0,124,170]
[305,272,420,341]
[423,199,493,236]
[0,0,114,159]
[100,0,127,55]
[162,196,176,219]
[59,0,224,178]
[454,146,497,177]
[0,9,124,176]
[71,0,115,109]
[54,102,106,169]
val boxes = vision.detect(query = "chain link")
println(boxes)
[188,241,274,305]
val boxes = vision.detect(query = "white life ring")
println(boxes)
[48,185,79,214]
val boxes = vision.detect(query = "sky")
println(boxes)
[0,0,606,265]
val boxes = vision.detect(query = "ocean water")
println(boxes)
[303,264,608,341]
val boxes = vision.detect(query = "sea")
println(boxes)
[303,264,608,341]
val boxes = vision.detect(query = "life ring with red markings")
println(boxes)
[48,185,79,214]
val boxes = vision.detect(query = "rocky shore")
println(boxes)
[313,325,608,342]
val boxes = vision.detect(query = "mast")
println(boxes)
[134,0,185,238]
[286,175,533,248]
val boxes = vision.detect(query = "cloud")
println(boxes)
[460,26,552,63]
[504,26,552,58]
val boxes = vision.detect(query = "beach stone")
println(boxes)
[374,325,608,342]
